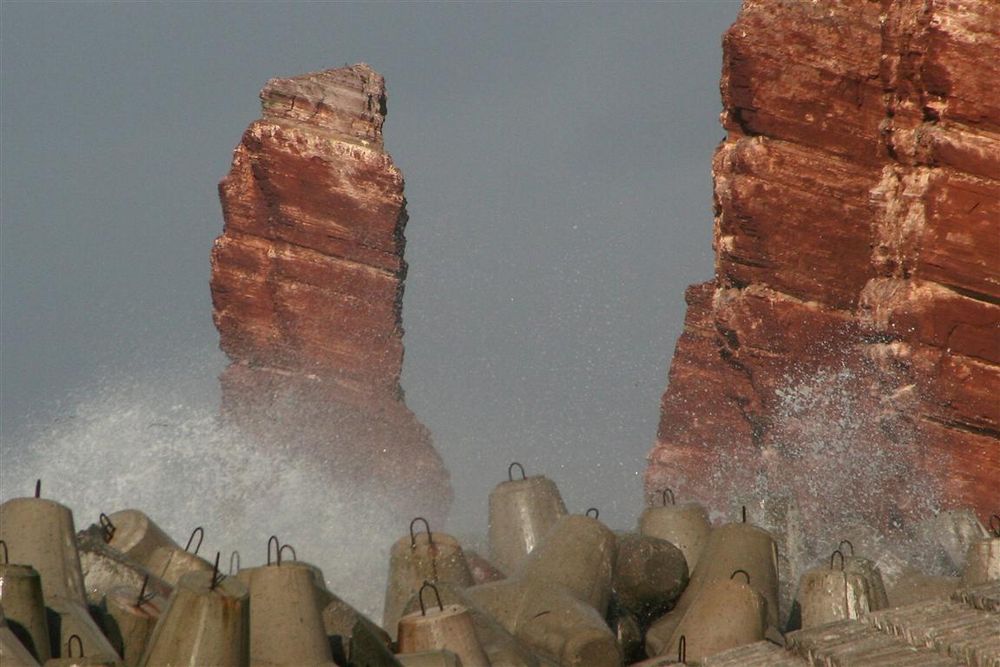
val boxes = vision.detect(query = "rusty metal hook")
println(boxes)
[508,462,526,481]
[99,513,116,543]
[410,517,433,548]
[678,635,687,663]
[229,550,240,575]
[838,539,855,557]
[990,514,1000,538]
[184,526,204,555]
[661,488,675,506]
[267,535,280,566]
[830,549,845,571]
[741,505,747,523]
[67,634,84,658]
[34,479,41,498]
[586,507,600,519]
[418,580,444,616]
[136,574,155,606]
[210,551,224,590]
[279,544,296,564]
[731,569,751,585]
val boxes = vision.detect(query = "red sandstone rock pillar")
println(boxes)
[646,1,999,529]
[210,65,451,520]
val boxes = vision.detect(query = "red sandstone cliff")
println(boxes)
[647,1,998,528]
[210,65,451,519]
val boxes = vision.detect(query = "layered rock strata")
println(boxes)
[647,1,999,530]
[211,65,451,519]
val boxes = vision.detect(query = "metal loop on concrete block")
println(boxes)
[67,634,84,658]
[278,544,296,564]
[137,574,156,606]
[508,462,526,481]
[838,539,854,557]
[210,551,224,590]
[267,535,280,566]
[410,517,433,548]
[418,580,444,616]
[99,512,116,543]
[185,526,204,554]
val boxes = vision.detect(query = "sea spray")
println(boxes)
[649,350,958,624]
[0,367,403,619]
[1,351,963,625]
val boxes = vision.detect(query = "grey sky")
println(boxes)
[1,2,740,530]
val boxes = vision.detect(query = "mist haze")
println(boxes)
[1,4,740,540]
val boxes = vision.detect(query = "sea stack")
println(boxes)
[211,65,451,520]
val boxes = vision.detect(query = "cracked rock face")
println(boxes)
[646,1,998,532]
[211,65,451,520]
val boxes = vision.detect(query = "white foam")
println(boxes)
[0,364,399,619]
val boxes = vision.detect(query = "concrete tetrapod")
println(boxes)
[101,512,180,572]
[638,490,711,574]
[46,597,122,665]
[629,658,682,667]
[349,616,403,667]
[487,463,567,576]
[0,606,42,667]
[628,659,681,667]
[144,528,212,588]
[42,633,119,666]
[321,591,391,657]
[102,583,166,667]
[465,579,621,667]
[397,583,489,667]
[606,600,643,665]
[914,508,990,571]
[516,513,616,616]
[661,574,768,664]
[0,496,87,606]
[962,517,1000,587]
[838,540,889,613]
[395,650,463,667]
[383,519,474,641]
[0,553,51,663]
[246,561,332,667]
[235,539,357,665]
[75,524,173,609]
[238,539,330,595]
[138,569,248,667]
[463,551,505,586]
[645,518,779,657]
[612,533,688,621]
[794,551,873,629]
[400,581,542,667]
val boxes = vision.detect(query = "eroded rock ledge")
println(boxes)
[646,1,998,527]
[211,65,451,519]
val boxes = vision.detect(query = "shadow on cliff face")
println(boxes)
[0,357,408,619]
